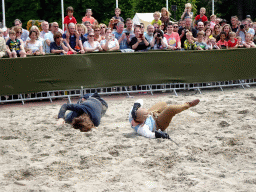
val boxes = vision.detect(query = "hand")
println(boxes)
[57,118,65,126]
[137,38,142,43]
[75,30,79,37]
[80,49,85,54]
[177,46,181,50]
[121,33,126,40]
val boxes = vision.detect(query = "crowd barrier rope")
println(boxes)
[0,48,256,104]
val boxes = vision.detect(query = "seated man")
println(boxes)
[44,22,60,53]
[0,34,6,58]
[164,22,181,50]
[63,23,85,54]
[144,25,155,49]
[14,19,29,41]
[57,92,108,132]
[112,22,130,50]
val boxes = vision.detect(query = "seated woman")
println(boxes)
[212,24,221,40]
[130,26,149,51]
[204,27,213,44]
[25,30,45,55]
[83,31,103,52]
[94,25,104,42]
[50,32,69,55]
[129,99,200,139]
[100,28,119,51]
[100,23,107,39]
[57,92,108,132]
[150,29,168,50]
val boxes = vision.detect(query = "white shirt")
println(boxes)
[44,31,54,53]
[239,28,255,42]
[83,41,101,52]
[100,38,118,49]
[25,40,42,53]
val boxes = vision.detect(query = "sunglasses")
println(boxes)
[101,27,105,29]
[95,30,100,31]
[16,32,22,34]
[173,26,178,28]
[89,35,94,37]
[56,36,61,39]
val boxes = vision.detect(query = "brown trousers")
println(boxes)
[148,102,190,131]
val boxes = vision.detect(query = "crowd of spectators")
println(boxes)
[0,4,256,58]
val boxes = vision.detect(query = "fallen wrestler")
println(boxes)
[57,92,108,132]
[129,99,200,141]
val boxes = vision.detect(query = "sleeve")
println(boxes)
[129,37,137,47]
[176,33,181,42]
[184,40,188,50]
[128,99,144,123]
[44,33,50,40]
[162,37,168,48]
[137,124,156,138]
[58,104,84,119]
[193,42,197,49]
[151,20,155,25]
[195,15,199,21]
[50,42,55,51]
[74,17,77,24]
[62,34,67,39]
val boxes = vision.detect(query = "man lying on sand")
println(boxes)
[129,99,200,139]
[57,92,108,132]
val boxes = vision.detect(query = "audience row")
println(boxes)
[0,6,255,58]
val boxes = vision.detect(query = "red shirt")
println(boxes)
[217,40,228,48]
[195,15,208,22]
[64,16,77,31]
[227,38,238,47]
[82,16,95,24]
[164,32,180,48]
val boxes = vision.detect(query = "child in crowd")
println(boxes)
[208,37,220,49]
[151,12,162,27]
[110,8,124,30]
[160,7,170,32]
[194,7,208,26]
[243,33,256,48]
[181,3,193,20]
[25,30,44,55]
[227,32,238,49]
[216,31,228,49]
[195,31,209,50]
[236,36,244,48]
[64,6,77,32]
[6,30,26,58]
[210,15,216,29]
[82,9,96,26]
[184,32,197,50]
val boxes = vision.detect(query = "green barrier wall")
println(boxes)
[1,48,256,95]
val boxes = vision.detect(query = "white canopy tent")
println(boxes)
[133,13,154,28]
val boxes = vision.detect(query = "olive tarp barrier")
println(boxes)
[1,48,256,96]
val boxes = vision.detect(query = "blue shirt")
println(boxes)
[63,33,76,49]
[112,31,128,49]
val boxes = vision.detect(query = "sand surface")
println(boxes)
[0,88,256,191]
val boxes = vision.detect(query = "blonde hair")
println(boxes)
[197,31,205,36]
[185,3,192,8]
[200,7,206,12]
[77,23,87,34]
[210,15,216,19]
[153,11,161,18]
[222,24,232,33]
[186,31,192,36]
[161,7,170,17]
[229,31,236,37]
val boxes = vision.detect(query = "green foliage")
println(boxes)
[0,0,255,29]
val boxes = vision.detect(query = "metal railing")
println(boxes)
[0,79,254,105]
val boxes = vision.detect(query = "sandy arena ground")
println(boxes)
[0,87,256,191]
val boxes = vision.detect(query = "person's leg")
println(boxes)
[148,102,168,113]
[156,99,200,131]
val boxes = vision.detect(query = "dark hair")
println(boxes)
[220,31,226,36]
[66,6,74,13]
[14,19,21,25]
[167,22,173,26]
[54,32,62,41]
[126,18,132,23]
[153,29,164,48]
[71,114,95,132]
[29,30,37,37]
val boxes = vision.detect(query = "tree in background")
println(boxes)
[0,0,255,29]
